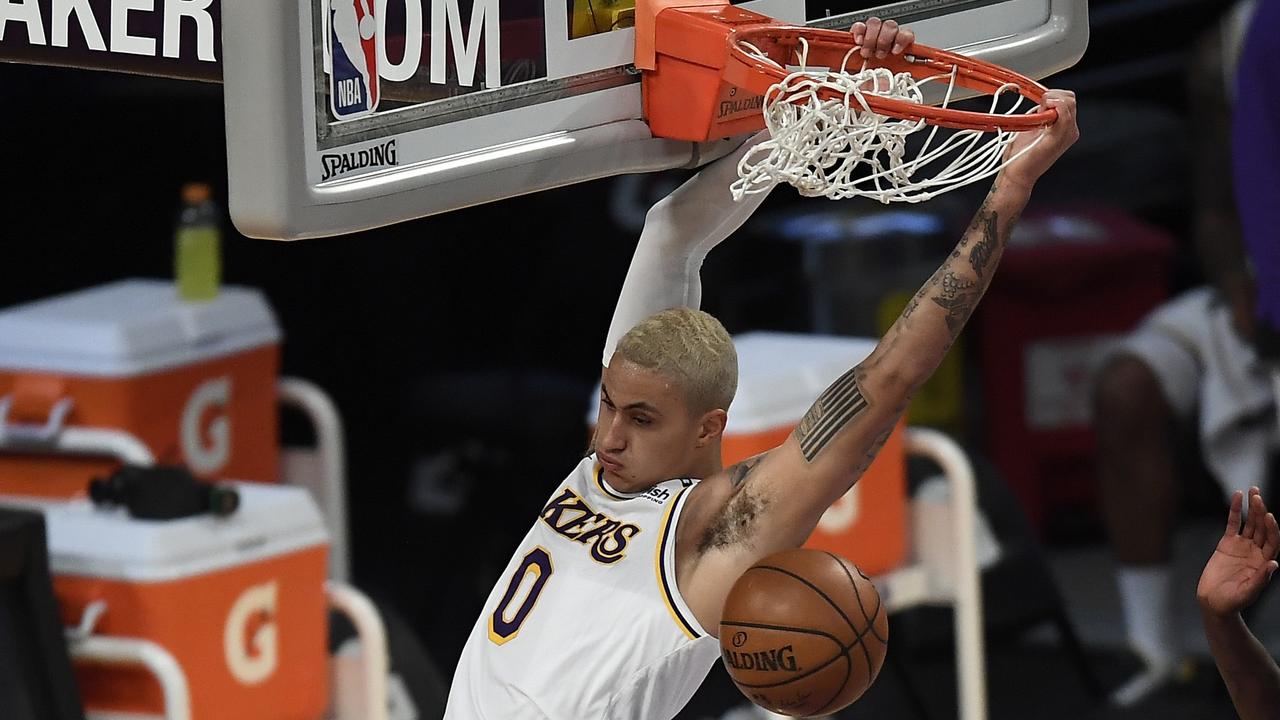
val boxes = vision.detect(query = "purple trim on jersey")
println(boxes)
[1232,0,1280,328]
[658,487,702,639]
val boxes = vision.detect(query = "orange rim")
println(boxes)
[725,26,1057,133]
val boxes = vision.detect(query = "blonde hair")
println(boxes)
[614,308,738,413]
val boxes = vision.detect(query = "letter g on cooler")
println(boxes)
[181,377,232,476]
[225,582,280,685]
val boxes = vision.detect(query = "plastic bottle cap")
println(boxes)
[182,182,213,205]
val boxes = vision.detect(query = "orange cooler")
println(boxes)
[726,333,907,576]
[43,482,330,719]
[0,279,281,498]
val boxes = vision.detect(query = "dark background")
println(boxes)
[0,0,1238,714]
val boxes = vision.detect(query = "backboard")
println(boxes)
[222,0,1088,240]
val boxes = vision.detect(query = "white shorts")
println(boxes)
[1114,287,1277,496]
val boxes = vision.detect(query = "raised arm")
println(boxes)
[601,131,773,368]
[1198,488,1280,720]
[678,90,1079,632]
[601,18,918,368]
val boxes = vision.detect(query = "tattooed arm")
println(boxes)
[675,90,1079,634]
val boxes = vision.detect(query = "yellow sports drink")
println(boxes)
[175,182,221,301]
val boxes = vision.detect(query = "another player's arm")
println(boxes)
[679,91,1078,632]
[1197,489,1280,720]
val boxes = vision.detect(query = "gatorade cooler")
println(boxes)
[0,279,281,499]
[727,333,907,575]
[43,483,329,719]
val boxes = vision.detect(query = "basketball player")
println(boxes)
[444,19,1080,719]
[1092,3,1269,704]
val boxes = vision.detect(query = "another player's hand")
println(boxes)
[852,18,915,59]
[999,89,1078,193]
[1197,488,1280,619]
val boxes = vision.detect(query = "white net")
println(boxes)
[731,38,1046,204]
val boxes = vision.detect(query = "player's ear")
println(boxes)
[695,409,728,447]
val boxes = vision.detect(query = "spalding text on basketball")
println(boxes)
[540,487,640,564]
[722,645,800,672]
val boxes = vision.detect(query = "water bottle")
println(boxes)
[175,182,221,301]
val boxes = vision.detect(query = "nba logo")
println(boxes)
[328,0,380,119]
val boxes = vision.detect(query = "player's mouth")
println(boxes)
[597,452,624,473]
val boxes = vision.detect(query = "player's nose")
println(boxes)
[599,413,627,451]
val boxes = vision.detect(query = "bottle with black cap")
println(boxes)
[89,465,239,521]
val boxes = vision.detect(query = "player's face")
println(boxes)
[594,359,710,492]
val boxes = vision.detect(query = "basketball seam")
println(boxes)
[821,550,882,704]
[810,652,854,717]
[719,621,848,690]
[823,550,887,645]
[752,565,868,644]
[720,620,844,646]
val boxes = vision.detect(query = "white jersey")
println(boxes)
[444,455,720,719]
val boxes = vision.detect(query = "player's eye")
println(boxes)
[633,415,652,427]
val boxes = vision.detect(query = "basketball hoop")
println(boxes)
[637,0,1059,203]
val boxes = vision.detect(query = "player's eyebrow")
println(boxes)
[625,401,661,415]
[601,385,662,415]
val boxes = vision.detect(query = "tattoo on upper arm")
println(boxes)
[729,456,762,489]
[854,426,895,475]
[794,367,870,463]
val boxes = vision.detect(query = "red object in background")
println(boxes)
[975,208,1175,534]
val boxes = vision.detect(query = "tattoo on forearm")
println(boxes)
[929,271,981,337]
[903,281,928,319]
[967,211,998,276]
[795,368,870,462]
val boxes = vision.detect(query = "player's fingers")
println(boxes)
[1244,488,1264,539]
[1047,90,1076,117]
[873,19,898,58]
[1039,95,1076,139]
[892,28,915,54]
[851,21,867,46]
[1264,513,1280,559]
[861,17,883,57]
[1226,490,1244,536]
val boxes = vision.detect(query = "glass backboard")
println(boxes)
[222,0,1088,239]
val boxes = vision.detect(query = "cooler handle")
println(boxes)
[326,581,388,720]
[67,633,192,720]
[0,419,155,466]
[0,393,75,443]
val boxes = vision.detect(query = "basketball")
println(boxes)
[719,549,888,717]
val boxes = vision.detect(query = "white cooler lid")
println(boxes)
[0,279,281,376]
[728,332,877,434]
[586,332,877,435]
[34,483,328,582]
